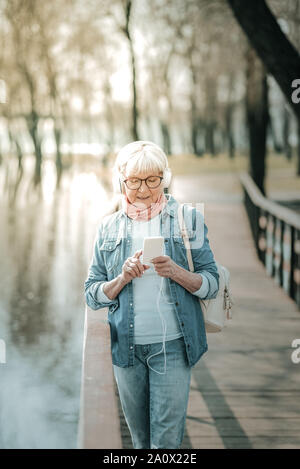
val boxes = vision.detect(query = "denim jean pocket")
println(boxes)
[100,238,122,275]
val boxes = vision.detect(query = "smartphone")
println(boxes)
[142,236,164,264]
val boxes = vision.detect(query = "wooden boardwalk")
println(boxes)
[117,172,300,449]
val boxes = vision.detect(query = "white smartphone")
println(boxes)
[142,236,164,264]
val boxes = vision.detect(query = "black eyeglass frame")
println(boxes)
[122,176,164,189]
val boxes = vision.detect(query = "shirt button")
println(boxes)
[130,324,133,327]
[130,303,133,306]
[130,346,133,350]
[181,322,184,327]
[175,302,179,306]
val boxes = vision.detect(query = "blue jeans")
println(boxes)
[112,336,192,449]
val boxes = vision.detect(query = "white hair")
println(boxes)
[112,140,169,192]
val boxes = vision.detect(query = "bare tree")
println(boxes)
[4,0,45,186]
[227,0,300,121]
[140,0,192,154]
[103,0,139,140]
[246,47,269,195]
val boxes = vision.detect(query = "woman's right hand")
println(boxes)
[120,249,150,284]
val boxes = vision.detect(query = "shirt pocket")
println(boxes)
[100,237,122,277]
[173,237,189,269]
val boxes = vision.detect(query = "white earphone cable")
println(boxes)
[146,276,167,375]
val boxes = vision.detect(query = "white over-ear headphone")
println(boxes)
[163,167,172,188]
[117,167,172,194]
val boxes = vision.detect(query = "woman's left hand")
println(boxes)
[151,255,178,279]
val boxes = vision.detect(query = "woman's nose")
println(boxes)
[138,180,149,192]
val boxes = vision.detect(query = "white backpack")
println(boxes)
[178,204,233,332]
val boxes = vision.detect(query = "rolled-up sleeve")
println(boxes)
[190,273,206,298]
[192,272,219,299]
[96,282,112,303]
[84,224,119,310]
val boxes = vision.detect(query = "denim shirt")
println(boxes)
[84,194,219,368]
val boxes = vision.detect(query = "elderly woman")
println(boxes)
[85,141,219,449]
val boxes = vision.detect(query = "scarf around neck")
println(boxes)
[121,192,168,221]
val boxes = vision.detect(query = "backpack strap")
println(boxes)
[177,203,194,273]
[178,203,209,311]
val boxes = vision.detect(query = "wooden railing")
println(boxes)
[240,172,300,309]
[77,305,122,449]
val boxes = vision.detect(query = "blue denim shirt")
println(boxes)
[84,194,219,368]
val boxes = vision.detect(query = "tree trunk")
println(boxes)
[268,114,282,153]
[191,120,201,156]
[227,0,300,121]
[26,110,43,186]
[189,56,202,157]
[225,103,235,158]
[283,105,292,161]
[8,126,24,171]
[129,38,138,141]
[103,79,115,161]
[160,121,171,155]
[192,118,205,157]
[246,47,269,196]
[53,122,63,187]
[297,120,300,176]
[191,110,203,156]
[204,76,217,156]
[124,0,139,141]
[205,121,216,156]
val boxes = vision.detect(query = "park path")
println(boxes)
[174,172,300,449]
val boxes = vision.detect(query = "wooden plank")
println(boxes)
[77,306,122,449]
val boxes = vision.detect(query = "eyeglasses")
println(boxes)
[122,176,163,190]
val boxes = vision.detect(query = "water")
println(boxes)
[0,156,113,448]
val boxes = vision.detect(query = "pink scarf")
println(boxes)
[121,192,168,221]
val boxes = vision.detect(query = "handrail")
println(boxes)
[240,172,300,230]
[239,171,300,309]
[77,305,122,449]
